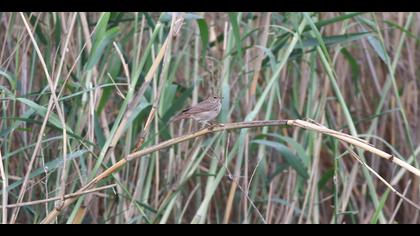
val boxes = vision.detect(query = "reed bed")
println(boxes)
[0,12,419,224]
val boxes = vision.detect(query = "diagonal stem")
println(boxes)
[39,119,420,223]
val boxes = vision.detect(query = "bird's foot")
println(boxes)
[206,121,224,130]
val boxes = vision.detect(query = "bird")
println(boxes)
[170,95,222,126]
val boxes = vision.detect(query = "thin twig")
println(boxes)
[389,180,412,223]
[0,184,116,209]
[40,119,420,223]
[11,13,68,223]
[132,15,184,152]
[41,120,287,223]
[55,12,78,216]
[112,41,131,84]
[0,149,8,223]
[111,26,171,148]
[342,142,420,210]
[224,168,267,224]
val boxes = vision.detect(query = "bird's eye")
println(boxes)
[214,96,217,99]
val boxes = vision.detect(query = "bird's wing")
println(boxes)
[182,101,217,114]
[181,99,205,112]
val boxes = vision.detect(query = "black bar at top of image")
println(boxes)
[0,0,418,12]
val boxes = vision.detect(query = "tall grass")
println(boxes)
[0,12,419,224]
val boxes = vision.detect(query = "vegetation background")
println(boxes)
[0,12,419,224]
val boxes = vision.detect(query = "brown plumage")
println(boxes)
[171,96,222,125]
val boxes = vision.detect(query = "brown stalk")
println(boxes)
[0,184,116,209]
[249,12,272,96]
[10,13,70,223]
[111,15,183,149]
[0,149,7,224]
[39,119,420,223]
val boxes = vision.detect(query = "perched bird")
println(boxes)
[171,95,222,126]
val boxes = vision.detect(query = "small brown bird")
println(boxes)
[171,95,222,126]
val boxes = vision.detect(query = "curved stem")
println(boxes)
[40,119,420,224]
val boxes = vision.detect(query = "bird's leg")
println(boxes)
[197,121,208,130]
[207,120,224,130]
[212,120,224,127]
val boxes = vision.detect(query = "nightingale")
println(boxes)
[171,95,222,126]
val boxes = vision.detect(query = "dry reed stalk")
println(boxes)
[39,119,420,223]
